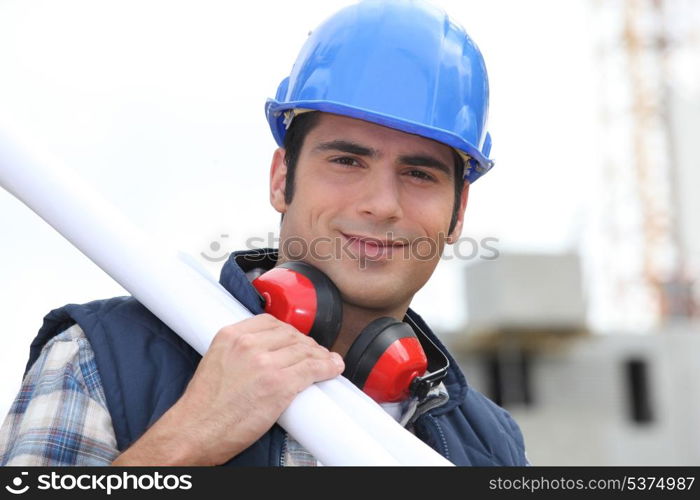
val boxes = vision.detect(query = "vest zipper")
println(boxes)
[279,432,288,466]
[416,415,450,460]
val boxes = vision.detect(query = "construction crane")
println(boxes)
[593,0,697,330]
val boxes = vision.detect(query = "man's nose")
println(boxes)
[356,168,403,222]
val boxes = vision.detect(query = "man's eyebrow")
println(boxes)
[313,141,452,177]
[398,154,453,178]
[313,140,378,157]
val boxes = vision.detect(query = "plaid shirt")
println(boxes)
[0,324,118,465]
[0,324,349,466]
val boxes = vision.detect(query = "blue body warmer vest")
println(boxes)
[25,249,528,466]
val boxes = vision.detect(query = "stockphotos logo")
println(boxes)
[37,472,193,494]
[5,472,29,495]
[3,471,192,496]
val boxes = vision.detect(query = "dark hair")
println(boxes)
[282,111,465,234]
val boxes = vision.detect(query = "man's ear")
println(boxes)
[269,148,288,214]
[447,183,470,244]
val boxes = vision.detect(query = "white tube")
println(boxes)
[0,136,251,355]
[0,134,452,466]
[316,378,453,466]
[278,385,400,466]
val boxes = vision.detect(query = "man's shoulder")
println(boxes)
[41,295,181,338]
[36,296,142,343]
[44,295,153,325]
[461,385,525,440]
[29,296,199,375]
[30,296,202,451]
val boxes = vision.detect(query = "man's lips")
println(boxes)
[340,232,407,259]
[340,232,408,247]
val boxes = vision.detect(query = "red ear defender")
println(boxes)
[252,261,342,349]
[343,317,428,403]
[252,261,431,403]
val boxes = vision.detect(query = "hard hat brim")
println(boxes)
[265,99,494,183]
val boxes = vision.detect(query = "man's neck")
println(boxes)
[330,301,409,356]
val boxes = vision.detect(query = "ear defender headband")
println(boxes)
[252,261,448,403]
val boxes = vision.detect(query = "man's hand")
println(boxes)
[112,313,344,465]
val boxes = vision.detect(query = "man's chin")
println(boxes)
[334,278,409,309]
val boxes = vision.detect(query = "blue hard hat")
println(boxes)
[265,0,494,183]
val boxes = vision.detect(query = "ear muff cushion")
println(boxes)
[343,317,416,389]
[278,261,342,349]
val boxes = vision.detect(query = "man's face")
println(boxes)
[270,113,468,315]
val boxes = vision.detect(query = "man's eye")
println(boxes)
[407,170,435,182]
[332,157,360,167]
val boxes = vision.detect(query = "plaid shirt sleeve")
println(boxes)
[0,324,119,465]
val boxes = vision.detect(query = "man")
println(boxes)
[0,0,528,466]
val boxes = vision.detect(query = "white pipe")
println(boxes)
[0,134,452,466]
[278,385,399,466]
[317,377,452,466]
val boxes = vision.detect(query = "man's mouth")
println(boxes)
[340,232,407,259]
